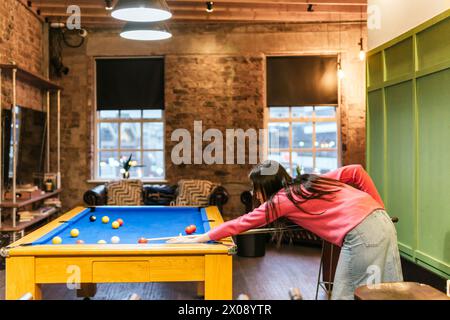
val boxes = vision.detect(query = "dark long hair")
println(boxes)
[249,160,344,224]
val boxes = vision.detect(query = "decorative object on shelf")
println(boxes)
[45,179,54,192]
[44,198,62,208]
[119,154,144,179]
[44,173,58,192]
[4,185,42,200]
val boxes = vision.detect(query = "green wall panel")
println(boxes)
[385,81,415,252]
[368,52,384,87]
[416,69,450,274]
[417,17,450,70]
[367,10,450,277]
[367,89,385,198]
[385,38,414,81]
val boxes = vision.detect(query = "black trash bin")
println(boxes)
[236,233,266,257]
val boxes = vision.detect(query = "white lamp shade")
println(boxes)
[112,0,172,22]
[120,22,172,41]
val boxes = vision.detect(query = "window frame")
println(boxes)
[94,110,166,181]
[92,56,166,183]
[266,105,342,175]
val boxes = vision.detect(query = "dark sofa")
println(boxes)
[83,184,229,212]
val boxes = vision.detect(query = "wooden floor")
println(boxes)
[0,244,327,300]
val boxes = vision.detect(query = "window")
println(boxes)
[267,106,339,176]
[95,57,165,181]
[95,109,165,180]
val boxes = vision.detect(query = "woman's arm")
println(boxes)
[167,195,285,243]
[322,164,384,207]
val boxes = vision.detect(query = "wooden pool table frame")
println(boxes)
[3,206,236,300]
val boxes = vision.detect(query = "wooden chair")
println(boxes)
[355,282,449,300]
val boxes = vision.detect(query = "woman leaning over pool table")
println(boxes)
[167,160,404,300]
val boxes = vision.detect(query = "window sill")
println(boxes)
[87,179,169,184]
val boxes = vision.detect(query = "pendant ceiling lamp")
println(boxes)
[112,0,172,22]
[120,22,172,41]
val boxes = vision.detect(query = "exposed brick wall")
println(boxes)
[164,54,264,182]
[0,0,45,111]
[54,22,367,218]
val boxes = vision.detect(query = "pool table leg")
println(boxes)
[6,257,42,300]
[204,254,233,300]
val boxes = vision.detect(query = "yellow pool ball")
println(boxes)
[70,228,79,237]
[101,216,110,224]
[52,236,62,244]
[97,239,107,244]
[111,221,120,229]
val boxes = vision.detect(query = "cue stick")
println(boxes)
[146,225,301,242]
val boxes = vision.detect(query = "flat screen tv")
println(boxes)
[1,107,47,189]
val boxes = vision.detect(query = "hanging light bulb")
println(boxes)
[359,50,366,61]
[105,0,114,11]
[337,60,345,79]
[206,2,214,13]
[358,37,366,61]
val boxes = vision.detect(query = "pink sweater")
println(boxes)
[208,165,385,246]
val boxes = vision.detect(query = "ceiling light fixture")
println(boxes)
[105,0,114,11]
[120,22,172,41]
[358,7,366,61]
[112,0,172,22]
[337,59,345,79]
[338,14,345,80]
[206,2,214,13]
[358,38,366,61]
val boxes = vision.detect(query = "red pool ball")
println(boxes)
[185,224,197,235]
[116,218,124,226]
[137,237,148,244]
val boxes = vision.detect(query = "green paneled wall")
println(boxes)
[385,38,414,81]
[385,82,415,256]
[366,11,450,278]
[416,69,450,272]
[367,89,385,197]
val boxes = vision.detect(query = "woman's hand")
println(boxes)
[166,233,211,244]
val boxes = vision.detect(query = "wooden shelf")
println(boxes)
[0,189,62,208]
[0,207,59,232]
[0,64,62,91]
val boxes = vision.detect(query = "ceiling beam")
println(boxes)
[46,11,365,25]
[30,0,367,7]
[30,0,367,25]
[38,5,364,17]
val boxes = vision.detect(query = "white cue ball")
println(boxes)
[111,236,120,244]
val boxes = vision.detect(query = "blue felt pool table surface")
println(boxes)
[32,206,212,245]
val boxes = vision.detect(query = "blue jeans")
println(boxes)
[331,210,404,300]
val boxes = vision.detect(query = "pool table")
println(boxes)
[2,206,236,300]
